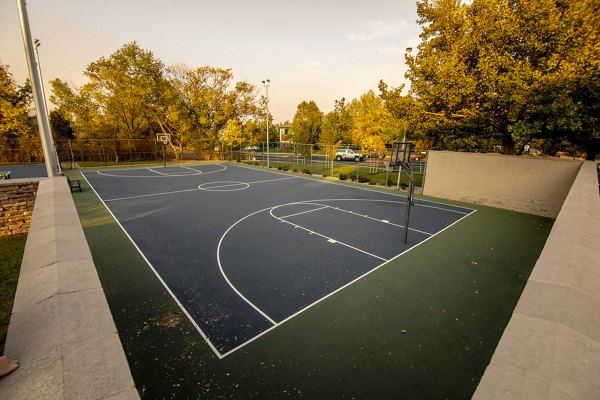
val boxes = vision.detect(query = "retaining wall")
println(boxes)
[0,180,38,236]
[0,177,139,399]
[423,151,583,218]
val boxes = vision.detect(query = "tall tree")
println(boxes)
[321,98,352,147]
[406,0,599,157]
[166,65,259,151]
[348,90,389,152]
[291,100,323,146]
[51,42,168,142]
[0,64,40,162]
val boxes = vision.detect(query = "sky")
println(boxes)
[0,0,422,122]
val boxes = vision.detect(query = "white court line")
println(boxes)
[80,172,225,359]
[105,175,299,201]
[96,164,227,178]
[216,207,281,326]
[271,208,389,262]
[232,162,475,214]
[104,187,201,202]
[86,164,478,358]
[277,206,329,220]
[218,205,477,358]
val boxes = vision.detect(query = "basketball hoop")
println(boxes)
[156,133,171,145]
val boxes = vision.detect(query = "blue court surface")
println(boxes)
[82,163,474,357]
[0,164,47,179]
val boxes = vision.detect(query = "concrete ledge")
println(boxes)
[473,161,600,399]
[0,177,139,399]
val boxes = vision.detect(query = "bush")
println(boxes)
[282,164,289,171]
[302,168,312,175]
[277,166,282,170]
[358,175,369,183]
[339,173,348,181]
[369,178,377,185]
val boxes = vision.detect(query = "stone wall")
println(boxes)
[0,180,39,236]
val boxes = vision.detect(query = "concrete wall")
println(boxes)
[473,161,600,399]
[0,177,139,399]
[423,151,583,218]
[0,180,38,236]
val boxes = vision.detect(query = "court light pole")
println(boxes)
[16,0,59,177]
[262,79,270,168]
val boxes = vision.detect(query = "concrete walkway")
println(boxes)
[0,177,138,399]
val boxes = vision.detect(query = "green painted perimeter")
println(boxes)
[70,168,553,399]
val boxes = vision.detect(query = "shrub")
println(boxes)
[358,175,369,183]
[282,164,289,171]
[369,178,377,185]
[277,166,282,170]
[302,168,311,175]
[339,173,348,181]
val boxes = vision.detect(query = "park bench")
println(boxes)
[67,176,81,192]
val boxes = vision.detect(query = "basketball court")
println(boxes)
[82,163,474,357]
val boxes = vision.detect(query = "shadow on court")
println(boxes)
[71,164,553,399]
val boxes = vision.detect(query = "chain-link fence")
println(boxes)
[1,138,427,191]
[235,142,427,191]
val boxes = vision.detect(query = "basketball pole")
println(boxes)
[17,0,59,177]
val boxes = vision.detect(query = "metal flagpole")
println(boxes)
[16,0,59,177]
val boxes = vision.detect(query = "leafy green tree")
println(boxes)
[84,42,168,139]
[49,109,74,139]
[406,0,599,158]
[321,98,352,146]
[166,65,259,152]
[0,64,40,162]
[291,100,322,146]
[348,90,389,152]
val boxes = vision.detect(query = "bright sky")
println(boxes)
[0,0,421,122]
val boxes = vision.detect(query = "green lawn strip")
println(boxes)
[71,169,553,399]
[0,234,27,354]
[242,160,423,188]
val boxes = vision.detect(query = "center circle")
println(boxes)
[198,181,250,191]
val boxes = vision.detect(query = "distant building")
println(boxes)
[277,123,293,146]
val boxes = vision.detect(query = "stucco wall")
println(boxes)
[423,151,583,218]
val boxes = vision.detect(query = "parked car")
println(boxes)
[335,148,365,162]
[244,145,260,151]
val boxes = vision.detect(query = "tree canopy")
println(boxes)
[400,0,599,158]
[3,3,598,161]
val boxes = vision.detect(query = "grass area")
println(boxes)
[0,234,27,354]
[242,160,424,188]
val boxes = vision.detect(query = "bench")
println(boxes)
[67,176,81,192]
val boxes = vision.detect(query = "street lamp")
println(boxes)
[262,79,270,168]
